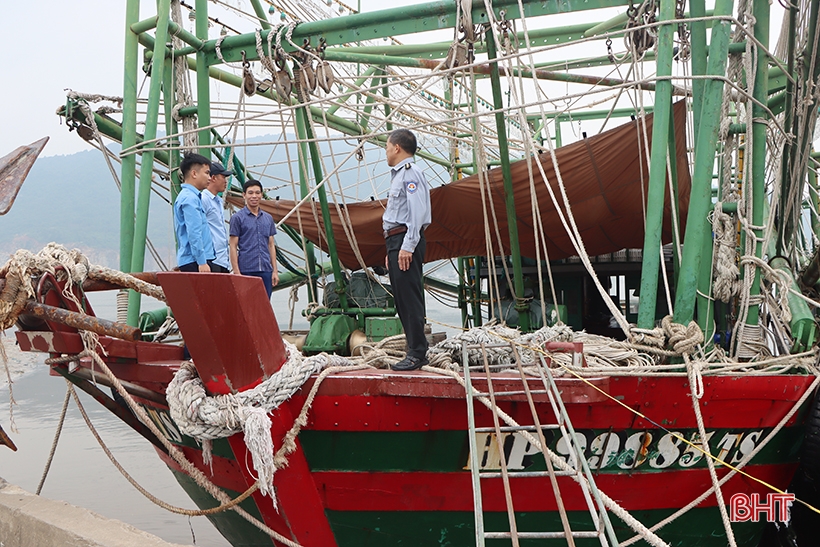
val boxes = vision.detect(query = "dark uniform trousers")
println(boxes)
[386,231,428,359]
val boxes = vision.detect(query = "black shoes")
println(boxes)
[391,355,428,371]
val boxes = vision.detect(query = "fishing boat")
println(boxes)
[3,0,820,545]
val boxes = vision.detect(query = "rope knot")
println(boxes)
[662,315,704,354]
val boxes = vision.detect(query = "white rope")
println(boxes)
[685,354,738,546]
[166,341,355,497]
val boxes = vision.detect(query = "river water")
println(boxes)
[0,286,463,546]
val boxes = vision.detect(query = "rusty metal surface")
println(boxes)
[0,137,49,215]
[22,300,142,341]
[157,272,287,395]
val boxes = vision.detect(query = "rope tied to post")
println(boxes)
[662,315,704,354]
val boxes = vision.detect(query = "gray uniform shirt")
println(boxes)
[382,157,431,253]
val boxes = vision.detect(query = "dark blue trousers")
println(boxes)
[244,271,273,299]
[386,233,427,359]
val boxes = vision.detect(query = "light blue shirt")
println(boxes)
[201,188,230,270]
[174,183,215,267]
[382,157,431,253]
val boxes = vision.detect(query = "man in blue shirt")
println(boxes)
[382,129,432,371]
[229,179,279,298]
[202,161,233,273]
[174,153,216,272]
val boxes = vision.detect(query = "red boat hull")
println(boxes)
[140,369,812,547]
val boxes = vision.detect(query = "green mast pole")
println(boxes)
[667,114,682,285]
[127,0,172,327]
[636,0,676,328]
[673,0,735,325]
[249,0,271,30]
[486,28,530,332]
[292,107,320,305]
[379,68,393,131]
[688,0,708,135]
[295,106,349,310]
[121,0,140,274]
[195,0,211,155]
[163,56,181,203]
[776,1,798,256]
[468,71,483,328]
[744,0,770,329]
[786,0,820,252]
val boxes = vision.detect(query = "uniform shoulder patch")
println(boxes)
[406,181,418,193]
[404,163,412,169]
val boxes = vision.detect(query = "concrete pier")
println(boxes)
[0,478,191,547]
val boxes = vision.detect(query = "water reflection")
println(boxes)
[0,337,228,546]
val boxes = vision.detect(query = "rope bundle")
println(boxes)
[712,204,741,302]
[626,315,704,355]
[426,323,659,371]
[166,341,355,497]
[0,243,165,331]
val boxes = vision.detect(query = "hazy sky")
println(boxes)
[1,1,130,157]
[0,0,400,158]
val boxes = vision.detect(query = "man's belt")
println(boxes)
[383,225,408,238]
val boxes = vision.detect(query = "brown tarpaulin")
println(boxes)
[229,101,690,270]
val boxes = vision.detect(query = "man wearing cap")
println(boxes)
[382,129,432,371]
[202,161,233,273]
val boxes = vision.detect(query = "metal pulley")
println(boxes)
[273,48,292,102]
[445,41,470,69]
[294,42,318,98]
[295,62,317,96]
[241,51,256,97]
[315,38,335,93]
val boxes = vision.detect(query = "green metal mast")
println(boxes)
[126,0,172,327]
[672,0,734,326]
[636,0,676,328]
[742,0,770,331]
[486,26,530,332]
[120,0,140,276]
[195,0,211,155]
[294,104,349,310]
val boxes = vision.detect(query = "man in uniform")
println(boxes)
[202,161,233,273]
[382,129,431,371]
[174,153,216,272]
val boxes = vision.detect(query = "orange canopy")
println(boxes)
[229,101,690,270]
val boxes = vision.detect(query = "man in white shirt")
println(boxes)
[201,161,233,273]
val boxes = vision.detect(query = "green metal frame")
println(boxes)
[126,0,172,326]
[636,0,677,328]
[102,0,819,351]
[120,0,140,276]
[486,28,530,331]
[673,0,734,327]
